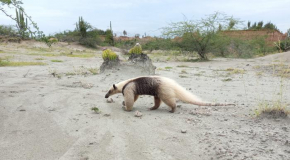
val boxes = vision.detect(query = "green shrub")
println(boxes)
[129,43,142,54]
[223,36,276,58]
[54,30,80,42]
[275,39,290,52]
[0,25,18,36]
[102,49,118,61]
[51,59,63,62]
[79,37,100,48]
[142,38,180,51]
[41,36,58,48]
[115,39,136,49]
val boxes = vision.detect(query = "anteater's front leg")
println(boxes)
[123,90,135,112]
[122,95,139,106]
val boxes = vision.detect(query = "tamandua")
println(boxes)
[105,76,235,113]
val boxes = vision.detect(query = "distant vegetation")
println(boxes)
[53,17,102,48]
[0,25,18,36]
[247,21,279,31]
[1,1,289,59]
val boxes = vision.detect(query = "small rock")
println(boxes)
[135,111,142,117]
[103,113,111,117]
[106,98,114,103]
[19,109,26,112]
[181,129,187,133]
[282,127,288,132]
[80,157,89,160]
[82,83,93,89]
[177,105,182,108]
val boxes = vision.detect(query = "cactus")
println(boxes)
[129,43,142,54]
[75,16,91,38]
[15,8,28,39]
[102,49,118,61]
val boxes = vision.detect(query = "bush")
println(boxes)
[275,39,290,52]
[54,29,101,48]
[79,37,100,48]
[41,36,58,48]
[211,35,276,58]
[102,49,118,61]
[228,38,259,58]
[0,25,18,36]
[142,38,179,51]
[115,39,136,50]
[54,30,80,42]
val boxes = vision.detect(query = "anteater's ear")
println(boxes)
[113,84,117,90]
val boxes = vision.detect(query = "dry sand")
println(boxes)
[0,42,290,160]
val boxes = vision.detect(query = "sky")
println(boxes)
[1,0,290,37]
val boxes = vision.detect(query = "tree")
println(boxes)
[123,30,127,36]
[135,34,140,38]
[0,0,43,38]
[251,22,257,30]
[247,21,251,29]
[263,22,278,30]
[162,12,241,60]
[227,19,237,30]
[257,21,264,30]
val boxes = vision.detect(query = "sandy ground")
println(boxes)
[1,41,290,160]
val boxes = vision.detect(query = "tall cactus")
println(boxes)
[75,16,91,38]
[110,21,114,46]
[15,8,28,39]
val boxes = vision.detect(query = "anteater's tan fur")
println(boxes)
[105,76,235,113]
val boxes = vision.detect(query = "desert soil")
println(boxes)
[0,41,290,160]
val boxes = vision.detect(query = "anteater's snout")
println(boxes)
[105,93,109,98]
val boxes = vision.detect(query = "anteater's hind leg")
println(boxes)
[161,98,177,113]
[150,96,161,110]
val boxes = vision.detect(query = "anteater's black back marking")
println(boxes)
[122,77,160,96]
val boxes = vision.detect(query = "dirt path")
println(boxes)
[0,43,290,160]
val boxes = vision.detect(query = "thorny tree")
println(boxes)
[162,12,241,60]
[0,0,43,38]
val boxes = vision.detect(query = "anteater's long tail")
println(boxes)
[169,79,235,106]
